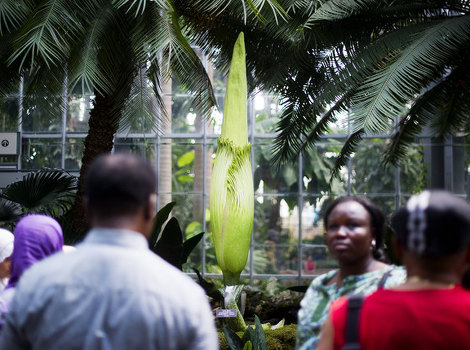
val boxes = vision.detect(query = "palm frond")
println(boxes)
[300,92,351,152]
[351,15,470,134]
[329,130,363,185]
[187,0,289,23]
[119,65,161,134]
[68,3,117,96]
[0,198,21,224]
[0,0,32,35]
[164,10,217,117]
[0,170,77,217]
[384,65,470,165]
[304,0,389,24]
[9,0,82,69]
[113,0,171,16]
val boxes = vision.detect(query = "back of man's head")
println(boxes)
[85,153,157,220]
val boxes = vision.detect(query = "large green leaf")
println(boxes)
[148,201,176,248]
[0,198,21,223]
[0,170,77,217]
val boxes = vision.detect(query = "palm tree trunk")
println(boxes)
[68,73,135,243]
[65,93,118,242]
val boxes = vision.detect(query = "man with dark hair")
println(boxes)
[0,153,218,350]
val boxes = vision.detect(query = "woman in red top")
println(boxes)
[318,190,470,350]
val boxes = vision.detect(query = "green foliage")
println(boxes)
[219,323,297,350]
[193,268,224,303]
[0,170,77,223]
[149,201,205,270]
[223,315,266,350]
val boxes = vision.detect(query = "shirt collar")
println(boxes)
[82,228,149,250]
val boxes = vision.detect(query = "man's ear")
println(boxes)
[144,194,157,221]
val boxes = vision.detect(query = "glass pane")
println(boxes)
[303,141,346,194]
[21,138,61,169]
[250,243,281,274]
[301,195,327,238]
[66,94,93,132]
[254,195,298,241]
[400,142,427,195]
[114,138,157,164]
[327,110,350,135]
[22,96,62,132]
[156,138,212,205]
[254,139,299,194]
[171,95,198,134]
[253,93,282,134]
[64,138,85,171]
[302,243,337,275]
[169,193,203,236]
[351,138,396,195]
[0,97,19,132]
[172,140,198,193]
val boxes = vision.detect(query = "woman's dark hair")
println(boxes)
[323,196,386,261]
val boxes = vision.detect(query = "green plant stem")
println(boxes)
[223,285,247,332]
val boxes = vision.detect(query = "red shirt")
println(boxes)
[331,286,470,350]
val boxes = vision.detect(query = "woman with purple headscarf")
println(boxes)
[0,229,14,291]
[0,215,63,329]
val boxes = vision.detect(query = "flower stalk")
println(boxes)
[210,32,254,287]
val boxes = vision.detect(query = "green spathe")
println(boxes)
[210,32,253,286]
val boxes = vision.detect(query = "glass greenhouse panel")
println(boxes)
[171,95,199,134]
[167,193,203,238]
[250,242,289,275]
[350,139,396,194]
[302,142,346,194]
[253,140,299,195]
[114,138,158,163]
[254,194,298,242]
[301,195,328,242]
[253,93,282,135]
[22,96,62,132]
[0,97,19,132]
[64,138,85,171]
[21,138,61,169]
[364,194,398,221]
[301,243,338,275]
[66,94,93,132]
[399,142,427,195]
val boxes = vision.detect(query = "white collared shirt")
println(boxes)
[0,228,218,350]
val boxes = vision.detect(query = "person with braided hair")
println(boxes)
[318,190,470,350]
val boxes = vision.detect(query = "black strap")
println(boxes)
[342,294,364,350]
[377,269,393,289]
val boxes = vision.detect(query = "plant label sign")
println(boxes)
[216,309,237,318]
[0,133,19,155]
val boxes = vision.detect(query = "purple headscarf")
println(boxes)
[6,215,63,289]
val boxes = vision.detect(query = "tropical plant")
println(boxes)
[223,315,267,350]
[0,0,287,239]
[0,169,77,229]
[270,0,470,179]
[182,0,470,181]
[149,201,205,270]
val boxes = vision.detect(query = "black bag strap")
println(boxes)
[342,294,364,350]
[377,268,393,289]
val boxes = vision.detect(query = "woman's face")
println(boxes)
[326,201,374,265]
[0,257,11,279]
